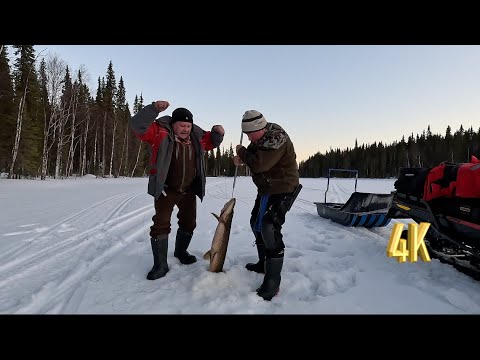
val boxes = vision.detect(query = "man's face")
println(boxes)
[173,121,192,140]
[245,128,265,143]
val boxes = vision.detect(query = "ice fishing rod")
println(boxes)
[232,130,243,198]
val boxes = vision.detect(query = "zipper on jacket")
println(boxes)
[180,143,186,192]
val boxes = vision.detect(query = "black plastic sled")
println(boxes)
[315,169,393,228]
[388,167,480,279]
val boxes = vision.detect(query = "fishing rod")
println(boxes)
[232,130,243,198]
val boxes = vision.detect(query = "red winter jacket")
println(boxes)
[129,103,224,200]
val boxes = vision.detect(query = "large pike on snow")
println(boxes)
[203,198,236,272]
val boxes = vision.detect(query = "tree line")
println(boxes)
[0,45,247,180]
[1,45,479,180]
[298,126,480,178]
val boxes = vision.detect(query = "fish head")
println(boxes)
[220,198,236,222]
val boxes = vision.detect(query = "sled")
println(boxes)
[315,169,393,228]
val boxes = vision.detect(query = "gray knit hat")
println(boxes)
[242,110,267,133]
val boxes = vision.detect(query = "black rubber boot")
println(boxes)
[174,229,197,265]
[256,257,283,301]
[147,235,169,280]
[245,243,266,273]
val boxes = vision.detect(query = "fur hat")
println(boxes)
[242,110,267,133]
[171,107,193,124]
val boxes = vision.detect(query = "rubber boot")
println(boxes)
[256,257,283,301]
[174,228,197,265]
[147,235,169,280]
[245,243,266,273]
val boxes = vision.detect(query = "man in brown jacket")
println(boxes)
[234,110,301,301]
[130,100,224,280]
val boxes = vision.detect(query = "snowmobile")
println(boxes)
[387,161,480,279]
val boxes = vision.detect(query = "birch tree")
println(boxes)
[65,80,79,177]
[65,68,90,177]
[80,105,90,176]
[39,53,66,179]
[92,77,103,176]
[54,66,74,179]
[131,142,143,177]
[79,91,93,177]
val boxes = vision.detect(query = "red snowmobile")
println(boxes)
[388,156,480,279]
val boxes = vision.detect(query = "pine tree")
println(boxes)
[116,76,131,177]
[130,93,147,177]
[0,45,15,172]
[105,61,117,177]
[10,45,43,178]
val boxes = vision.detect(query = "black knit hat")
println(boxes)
[171,107,193,124]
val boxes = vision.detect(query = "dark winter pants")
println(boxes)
[250,192,292,258]
[150,188,197,237]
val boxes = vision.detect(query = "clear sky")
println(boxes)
[2,175,479,314]
[32,45,480,162]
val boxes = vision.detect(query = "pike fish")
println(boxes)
[203,198,236,272]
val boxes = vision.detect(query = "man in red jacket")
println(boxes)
[130,100,224,280]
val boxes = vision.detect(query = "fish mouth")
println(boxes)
[224,198,236,212]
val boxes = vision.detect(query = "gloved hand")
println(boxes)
[154,100,170,112]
